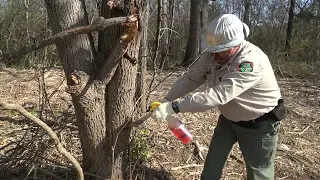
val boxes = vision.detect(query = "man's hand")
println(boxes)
[148,101,162,112]
[147,98,169,112]
[149,101,175,121]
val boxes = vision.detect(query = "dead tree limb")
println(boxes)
[0,100,84,180]
[129,112,152,127]
[0,15,138,62]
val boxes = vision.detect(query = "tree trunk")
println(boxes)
[317,0,320,26]
[167,0,175,65]
[286,0,295,55]
[182,0,208,67]
[24,0,33,68]
[44,0,107,177]
[45,0,145,179]
[318,0,320,17]
[99,0,142,179]
[136,0,149,111]
[200,0,208,49]
[243,0,251,27]
[159,0,169,69]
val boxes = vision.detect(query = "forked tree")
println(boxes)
[43,0,148,179]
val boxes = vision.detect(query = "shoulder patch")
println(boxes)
[238,61,253,72]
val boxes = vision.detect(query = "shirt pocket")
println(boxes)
[206,69,225,87]
[214,68,228,86]
[206,68,217,88]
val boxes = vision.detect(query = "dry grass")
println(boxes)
[0,68,319,180]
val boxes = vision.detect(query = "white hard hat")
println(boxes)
[201,14,250,53]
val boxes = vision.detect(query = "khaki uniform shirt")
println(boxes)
[165,41,281,122]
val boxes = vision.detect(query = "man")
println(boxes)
[150,14,285,180]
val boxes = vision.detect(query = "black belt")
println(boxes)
[232,111,274,129]
[232,99,285,129]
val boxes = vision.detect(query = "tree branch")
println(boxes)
[129,112,152,127]
[0,99,84,180]
[75,38,126,97]
[95,41,125,84]
[0,15,138,62]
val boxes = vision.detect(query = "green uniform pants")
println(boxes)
[201,115,280,180]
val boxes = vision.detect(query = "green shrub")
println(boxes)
[129,128,152,162]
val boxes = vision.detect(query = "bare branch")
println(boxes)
[0,100,84,180]
[295,0,310,11]
[171,164,204,171]
[129,112,152,127]
[0,15,138,62]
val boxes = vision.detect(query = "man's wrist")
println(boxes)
[171,101,180,114]
[160,98,169,103]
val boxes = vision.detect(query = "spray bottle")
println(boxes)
[167,116,193,144]
[149,102,193,144]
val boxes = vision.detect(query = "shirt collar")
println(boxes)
[214,41,246,70]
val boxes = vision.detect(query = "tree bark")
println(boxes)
[286,0,295,55]
[200,0,208,48]
[44,0,145,179]
[24,0,32,67]
[182,0,208,67]
[44,0,108,178]
[136,0,149,111]
[159,0,169,69]
[243,0,251,27]
[99,0,142,179]
[159,0,175,69]
[318,0,320,17]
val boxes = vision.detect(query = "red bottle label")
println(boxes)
[170,124,192,144]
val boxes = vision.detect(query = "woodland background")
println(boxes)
[0,0,319,180]
[0,0,320,76]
